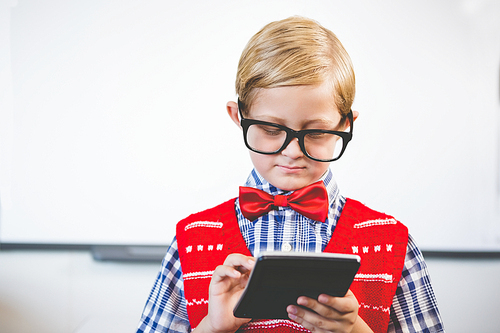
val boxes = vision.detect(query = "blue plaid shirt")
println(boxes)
[137,169,444,333]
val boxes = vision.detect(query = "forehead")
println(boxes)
[248,83,342,125]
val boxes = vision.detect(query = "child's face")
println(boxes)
[228,82,350,191]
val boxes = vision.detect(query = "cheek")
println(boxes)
[314,163,330,178]
[249,152,273,171]
[307,158,328,174]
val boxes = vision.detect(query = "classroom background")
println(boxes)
[1,0,500,332]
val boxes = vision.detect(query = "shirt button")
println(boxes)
[282,242,292,252]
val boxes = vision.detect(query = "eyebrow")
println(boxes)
[252,115,341,130]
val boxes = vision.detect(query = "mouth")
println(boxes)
[277,165,306,173]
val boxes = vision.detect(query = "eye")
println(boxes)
[258,125,283,136]
[306,132,327,139]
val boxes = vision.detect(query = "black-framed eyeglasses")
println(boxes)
[238,99,353,162]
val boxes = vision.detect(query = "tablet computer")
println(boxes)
[233,251,361,319]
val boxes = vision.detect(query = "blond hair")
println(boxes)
[236,16,355,118]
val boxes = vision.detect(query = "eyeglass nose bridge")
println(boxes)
[278,128,309,156]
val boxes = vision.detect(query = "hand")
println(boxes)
[196,253,256,333]
[286,290,373,333]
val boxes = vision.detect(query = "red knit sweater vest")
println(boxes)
[176,198,408,333]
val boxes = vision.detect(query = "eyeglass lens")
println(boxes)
[246,123,344,161]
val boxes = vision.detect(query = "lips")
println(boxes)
[277,165,306,173]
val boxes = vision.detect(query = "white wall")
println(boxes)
[0,250,499,333]
[0,250,157,333]
[2,0,500,252]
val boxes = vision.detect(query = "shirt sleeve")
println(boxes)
[387,234,445,333]
[137,237,192,333]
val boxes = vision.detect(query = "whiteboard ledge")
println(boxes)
[421,250,500,259]
[0,243,169,262]
[1,243,500,260]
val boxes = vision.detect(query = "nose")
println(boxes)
[280,137,304,159]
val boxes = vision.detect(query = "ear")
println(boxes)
[344,110,359,130]
[227,101,242,128]
[352,110,359,123]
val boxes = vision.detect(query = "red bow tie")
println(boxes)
[239,181,329,222]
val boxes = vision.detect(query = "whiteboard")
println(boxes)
[1,0,499,251]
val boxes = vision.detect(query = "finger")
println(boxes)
[288,294,358,331]
[296,296,341,320]
[211,264,242,283]
[287,303,339,333]
[211,254,256,285]
[223,253,256,272]
[317,290,358,315]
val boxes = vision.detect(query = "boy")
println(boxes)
[137,17,444,333]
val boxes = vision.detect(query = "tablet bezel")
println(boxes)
[233,251,361,319]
